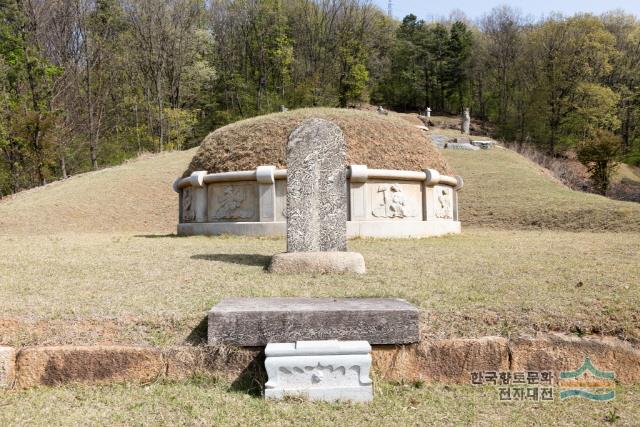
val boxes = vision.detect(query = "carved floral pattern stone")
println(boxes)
[264,340,373,402]
[286,118,347,252]
[372,183,416,218]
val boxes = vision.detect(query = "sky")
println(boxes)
[373,0,640,22]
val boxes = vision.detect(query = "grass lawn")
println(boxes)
[2,229,638,346]
[1,378,637,426]
[2,119,640,425]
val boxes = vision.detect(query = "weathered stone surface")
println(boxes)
[419,337,510,383]
[286,118,347,252]
[0,346,16,388]
[268,251,365,274]
[510,334,640,385]
[208,297,419,346]
[15,346,164,388]
[373,338,510,383]
[265,340,373,402]
[163,345,261,381]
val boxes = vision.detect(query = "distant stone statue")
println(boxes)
[279,105,288,112]
[462,108,470,134]
[377,106,388,115]
[426,107,431,118]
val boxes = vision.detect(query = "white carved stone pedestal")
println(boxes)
[264,340,373,402]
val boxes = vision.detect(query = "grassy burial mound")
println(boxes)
[444,147,640,232]
[184,108,453,176]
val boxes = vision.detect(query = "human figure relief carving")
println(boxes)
[372,184,415,218]
[213,185,254,219]
[182,188,195,222]
[435,187,453,219]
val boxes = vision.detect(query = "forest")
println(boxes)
[1,0,639,195]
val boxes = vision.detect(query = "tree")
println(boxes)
[577,130,622,194]
[528,15,616,153]
[480,6,524,133]
[446,21,473,112]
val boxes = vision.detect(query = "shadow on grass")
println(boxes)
[229,352,267,398]
[134,234,184,238]
[185,316,209,345]
[191,253,271,267]
[184,318,265,397]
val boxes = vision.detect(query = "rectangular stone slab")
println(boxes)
[208,297,419,346]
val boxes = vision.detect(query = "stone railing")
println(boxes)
[173,165,463,238]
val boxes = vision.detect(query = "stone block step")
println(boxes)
[208,297,419,346]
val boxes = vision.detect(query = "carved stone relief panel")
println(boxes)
[182,187,195,222]
[368,180,421,220]
[433,185,454,220]
[208,182,258,222]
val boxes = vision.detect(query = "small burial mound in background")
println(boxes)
[184,108,453,176]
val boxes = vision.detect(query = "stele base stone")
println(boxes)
[264,340,373,402]
[268,251,366,274]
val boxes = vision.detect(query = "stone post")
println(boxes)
[256,165,277,222]
[453,176,464,221]
[349,165,368,222]
[423,168,440,221]
[189,171,208,223]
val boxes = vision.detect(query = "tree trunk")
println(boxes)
[622,104,631,154]
[60,153,67,179]
[156,71,164,152]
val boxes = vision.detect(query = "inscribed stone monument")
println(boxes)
[269,117,365,274]
[286,118,348,252]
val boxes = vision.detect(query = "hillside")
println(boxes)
[444,148,640,231]
[0,150,195,235]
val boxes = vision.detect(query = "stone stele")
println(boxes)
[208,297,419,346]
[269,117,365,274]
[264,340,373,402]
[286,117,347,252]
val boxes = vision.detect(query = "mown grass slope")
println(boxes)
[0,150,194,235]
[443,148,640,231]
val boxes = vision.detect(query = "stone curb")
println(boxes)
[2,334,639,389]
[0,346,16,388]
